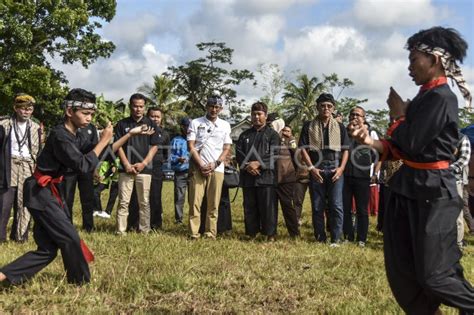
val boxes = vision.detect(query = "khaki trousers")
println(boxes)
[188,165,224,238]
[116,173,152,234]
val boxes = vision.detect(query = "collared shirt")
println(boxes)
[169,135,189,172]
[114,116,160,175]
[187,116,232,173]
[450,134,471,185]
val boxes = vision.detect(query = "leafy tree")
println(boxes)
[0,0,116,127]
[281,74,325,132]
[167,42,255,121]
[459,107,474,129]
[93,95,127,128]
[257,63,286,110]
[138,74,187,132]
[366,108,389,136]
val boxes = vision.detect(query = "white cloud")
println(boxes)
[53,43,176,101]
[353,0,438,27]
[231,0,317,16]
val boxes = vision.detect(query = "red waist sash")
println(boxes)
[403,160,450,170]
[33,169,64,207]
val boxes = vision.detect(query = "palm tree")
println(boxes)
[282,74,325,132]
[138,74,188,128]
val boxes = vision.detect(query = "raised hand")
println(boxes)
[129,125,155,136]
[387,87,408,119]
[100,121,113,142]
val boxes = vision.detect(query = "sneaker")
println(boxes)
[99,211,111,219]
[93,211,101,217]
[358,241,366,247]
[329,242,340,248]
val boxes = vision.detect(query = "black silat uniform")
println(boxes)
[63,123,98,232]
[0,124,100,285]
[384,82,474,313]
[236,125,280,237]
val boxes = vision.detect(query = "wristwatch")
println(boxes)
[215,160,222,167]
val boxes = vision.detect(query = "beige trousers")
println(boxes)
[188,164,224,238]
[116,173,152,234]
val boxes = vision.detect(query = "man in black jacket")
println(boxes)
[236,102,280,241]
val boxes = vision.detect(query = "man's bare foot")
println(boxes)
[0,272,6,282]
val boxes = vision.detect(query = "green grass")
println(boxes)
[1,182,473,313]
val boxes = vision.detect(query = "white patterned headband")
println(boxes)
[409,43,472,108]
[63,100,97,110]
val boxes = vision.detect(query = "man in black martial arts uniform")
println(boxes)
[0,88,152,285]
[349,26,474,314]
[236,101,280,241]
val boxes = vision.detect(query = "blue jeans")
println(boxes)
[309,168,344,243]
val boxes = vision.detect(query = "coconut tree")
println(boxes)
[282,74,325,132]
[138,74,188,129]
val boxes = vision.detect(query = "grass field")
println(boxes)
[1,182,473,313]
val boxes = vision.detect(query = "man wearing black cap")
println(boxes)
[169,117,191,224]
[298,93,349,246]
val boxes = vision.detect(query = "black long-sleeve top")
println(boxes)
[388,84,459,200]
[236,125,280,187]
[24,124,100,210]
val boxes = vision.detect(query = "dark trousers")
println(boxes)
[174,171,188,223]
[276,182,300,237]
[308,170,344,243]
[342,176,370,242]
[0,187,30,242]
[199,186,232,234]
[128,177,164,230]
[384,191,474,314]
[63,172,95,232]
[0,204,90,285]
[93,181,119,214]
[243,186,277,236]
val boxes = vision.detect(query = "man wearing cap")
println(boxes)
[169,117,191,224]
[298,93,349,246]
[0,94,41,243]
[187,95,232,239]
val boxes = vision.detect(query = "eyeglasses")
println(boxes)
[319,104,334,109]
[349,113,364,118]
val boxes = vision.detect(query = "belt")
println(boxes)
[33,169,64,207]
[402,160,449,170]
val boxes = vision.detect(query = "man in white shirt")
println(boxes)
[0,94,41,242]
[187,95,232,239]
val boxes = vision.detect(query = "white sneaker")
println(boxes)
[358,241,366,247]
[93,211,101,217]
[99,211,111,219]
[329,242,340,248]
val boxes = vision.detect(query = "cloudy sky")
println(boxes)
[53,0,474,111]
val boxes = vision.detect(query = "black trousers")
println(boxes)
[384,191,474,314]
[342,176,370,242]
[243,186,277,236]
[199,186,232,234]
[0,203,90,285]
[63,172,95,232]
[275,182,300,237]
[128,177,164,230]
[93,181,119,214]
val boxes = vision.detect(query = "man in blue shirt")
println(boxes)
[169,117,191,224]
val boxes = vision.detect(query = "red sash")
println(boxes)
[402,160,449,170]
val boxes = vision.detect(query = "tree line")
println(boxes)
[1,1,472,135]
